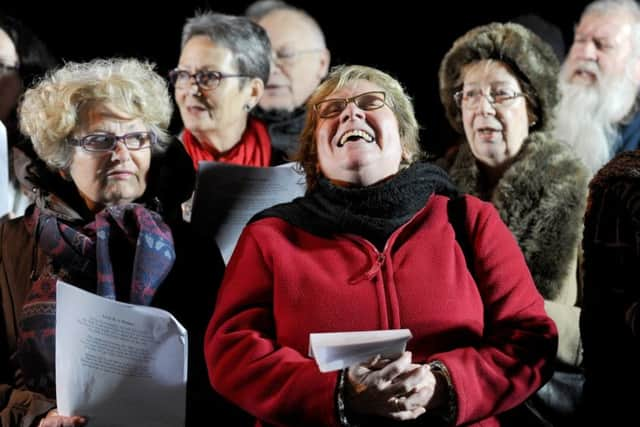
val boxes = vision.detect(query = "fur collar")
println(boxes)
[447,132,588,298]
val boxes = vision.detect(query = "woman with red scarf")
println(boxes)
[152,11,277,223]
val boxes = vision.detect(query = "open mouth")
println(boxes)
[337,129,375,147]
[107,170,134,179]
[573,68,597,82]
[476,126,501,134]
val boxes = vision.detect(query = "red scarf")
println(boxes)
[182,117,271,170]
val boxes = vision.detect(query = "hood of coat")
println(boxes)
[439,22,559,134]
[446,132,588,299]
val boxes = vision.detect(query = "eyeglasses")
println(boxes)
[454,88,525,109]
[272,48,323,67]
[68,131,157,152]
[314,91,387,118]
[168,69,251,90]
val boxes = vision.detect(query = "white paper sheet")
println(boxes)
[309,329,412,373]
[55,281,188,427]
[0,121,9,218]
[191,161,306,263]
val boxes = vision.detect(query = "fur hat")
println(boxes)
[438,22,559,133]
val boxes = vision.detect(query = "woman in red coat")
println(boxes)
[205,65,557,426]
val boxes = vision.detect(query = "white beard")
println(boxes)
[554,61,639,176]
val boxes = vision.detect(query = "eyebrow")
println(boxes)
[464,80,516,87]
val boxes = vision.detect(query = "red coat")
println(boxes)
[205,194,557,426]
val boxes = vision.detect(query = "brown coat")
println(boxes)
[0,211,249,427]
[0,218,54,427]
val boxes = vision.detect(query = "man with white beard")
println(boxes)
[555,0,640,176]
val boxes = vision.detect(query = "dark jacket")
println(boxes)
[251,106,306,161]
[147,134,293,225]
[581,150,640,423]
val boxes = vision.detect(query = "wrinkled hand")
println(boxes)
[38,409,87,427]
[345,351,438,421]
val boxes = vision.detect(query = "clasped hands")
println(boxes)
[345,351,442,421]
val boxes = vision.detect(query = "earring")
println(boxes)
[243,104,252,112]
[530,120,537,128]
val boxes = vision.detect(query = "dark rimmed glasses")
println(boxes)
[68,131,157,152]
[168,69,251,90]
[314,91,387,119]
[454,88,525,110]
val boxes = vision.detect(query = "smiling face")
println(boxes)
[174,35,256,146]
[460,61,530,170]
[314,80,403,186]
[69,104,151,212]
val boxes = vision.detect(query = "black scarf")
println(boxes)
[254,162,457,249]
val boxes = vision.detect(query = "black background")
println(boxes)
[2,0,590,153]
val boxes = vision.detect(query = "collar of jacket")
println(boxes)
[447,131,589,299]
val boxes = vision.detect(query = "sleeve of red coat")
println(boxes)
[432,197,558,425]
[204,229,339,427]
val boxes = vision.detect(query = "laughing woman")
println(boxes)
[205,65,557,427]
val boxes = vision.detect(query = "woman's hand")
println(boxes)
[38,409,87,427]
[345,351,438,420]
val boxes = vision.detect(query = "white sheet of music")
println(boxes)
[192,161,306,264]
[55,281,187,427]
[309,329,412,372]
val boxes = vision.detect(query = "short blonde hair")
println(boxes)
[19,58,173,170]
[295,65,422,191]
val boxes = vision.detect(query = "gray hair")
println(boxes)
[245,0,289,20]
[245,1,326,48]
[181,12,271,84]
[583,0,640,58]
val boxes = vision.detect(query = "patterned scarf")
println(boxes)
[17,203,175,396]
[182,116,272,170]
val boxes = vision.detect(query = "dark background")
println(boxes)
[2,1,590,153]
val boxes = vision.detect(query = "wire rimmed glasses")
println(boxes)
[314,91,387,119]
[454,88,525,109]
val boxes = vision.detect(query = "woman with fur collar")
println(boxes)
[437,22,588,402]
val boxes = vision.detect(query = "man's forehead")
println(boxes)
[259,9,321,46]
[577,12,634,41]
